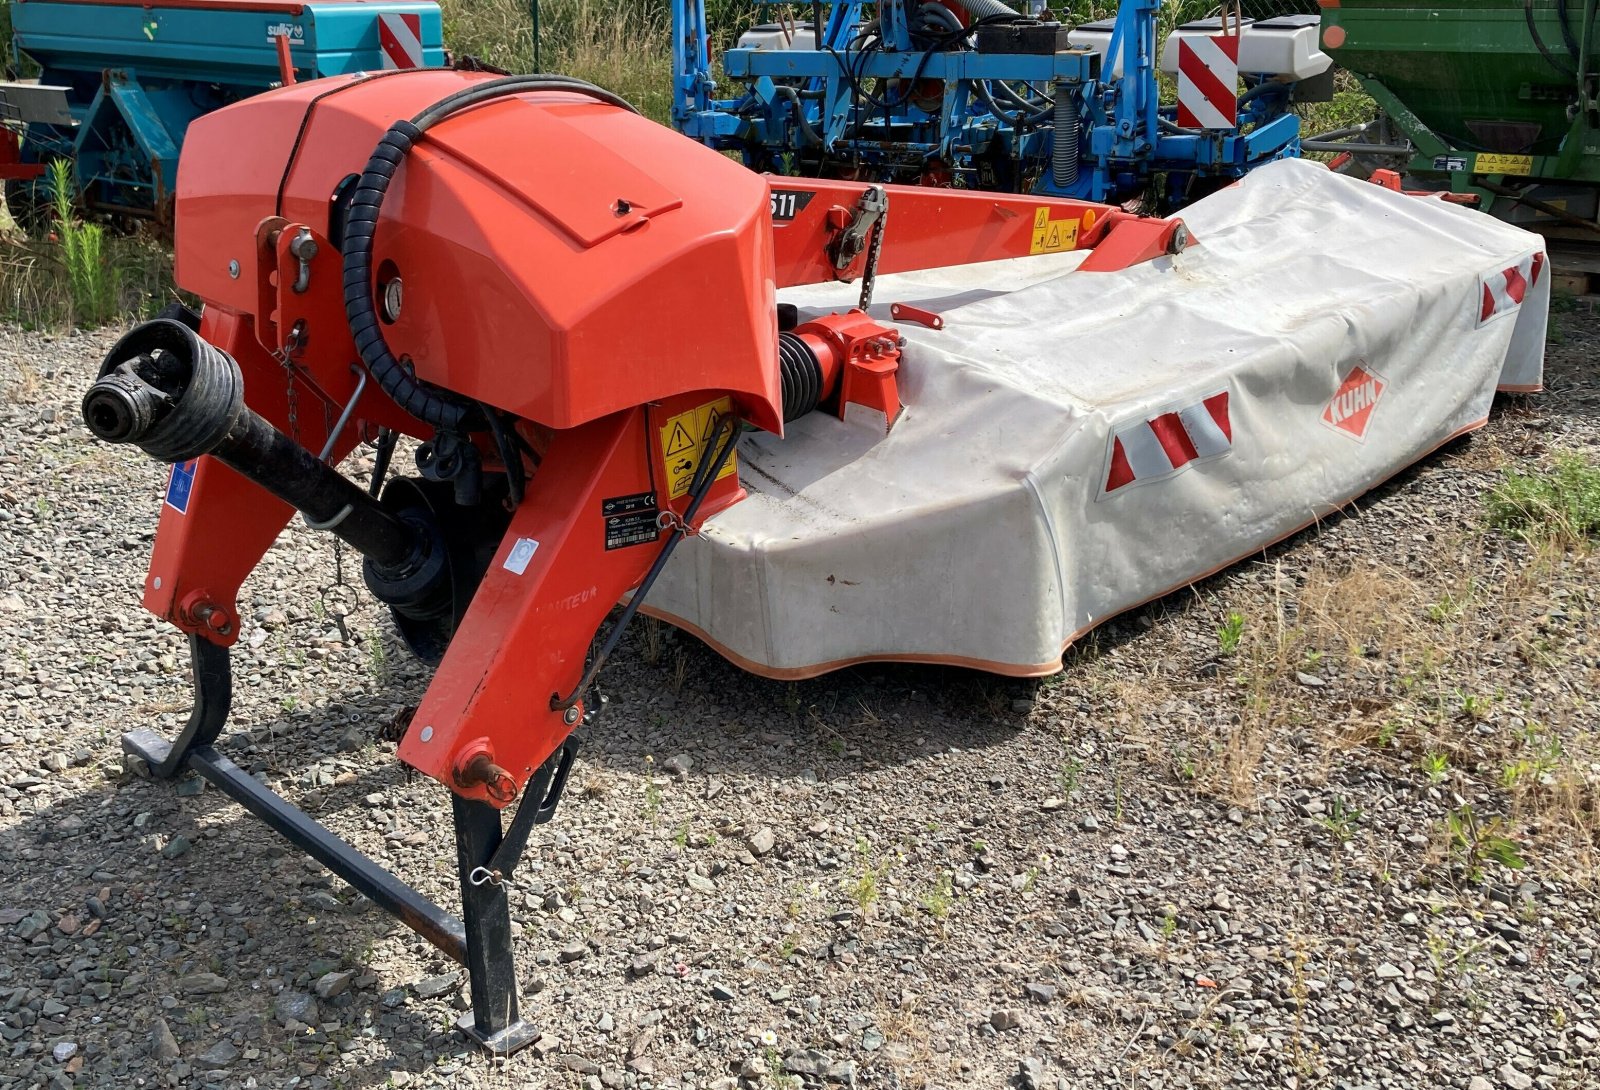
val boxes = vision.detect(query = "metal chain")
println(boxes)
[274,321,307,444]
[859,197,887,311]
[276,319,361,640]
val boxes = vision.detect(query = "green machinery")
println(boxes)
[1314,0,1600,234]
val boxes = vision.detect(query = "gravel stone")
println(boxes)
[194,1040,239,1071]
[412,972,461,999]
[313,969,355,998]
[178,972,229,995]
[150,1018,180,1063]
[272,991,320,1027]
[1500,1064,1533,1090]
[990,1008,1023,1031]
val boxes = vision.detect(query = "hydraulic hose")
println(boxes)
[1529,0,1578,76]
[994,79,1051,116]
[773,85,826,146]
[1052,82,1080,189]
[342,75,639,430]
[974,79,1029,125]
[1558,0,1583,67]
[958,0,1022,21]
[917,2,964,34]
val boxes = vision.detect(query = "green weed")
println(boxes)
[1217,611,1245,656]
[849,837,891,912]
[1442,804,1526,884]
[1487,453,1600,548]
[919,872,954,919]
[1316,796,1362,843]
[47,160,117,326]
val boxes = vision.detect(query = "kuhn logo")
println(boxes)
[1322,363,1386,441]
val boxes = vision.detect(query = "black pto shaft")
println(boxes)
[82,318,425,575]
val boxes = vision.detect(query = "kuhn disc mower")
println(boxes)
[80,68,1548,1051]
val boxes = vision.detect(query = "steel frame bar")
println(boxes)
[120,637,538,1054]
[724,47,1099,82]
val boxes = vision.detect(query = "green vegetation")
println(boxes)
[848,836,891,912]
[1217,611,1245,656]
[0,161,173,328]
[1487,453,1600,548]
[1441,804,1526,885]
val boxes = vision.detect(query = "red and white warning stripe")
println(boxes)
[378,13,424,69]
[1103,389,1232,496]
[1478,251,1544,325]
[1176,35,1239,130]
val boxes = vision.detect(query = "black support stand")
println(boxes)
[451,795,538,1053]
[122,634,540,1054]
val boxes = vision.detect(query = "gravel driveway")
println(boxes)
[1,313,1597,1090]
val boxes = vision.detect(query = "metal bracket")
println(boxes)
[829,184,887,273]
[124,633,231,780]
[486,741,578,879]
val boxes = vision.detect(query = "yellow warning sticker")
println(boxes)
[1475,153,1533,176]
[659,397,738,499]
[1030,207,1080,255]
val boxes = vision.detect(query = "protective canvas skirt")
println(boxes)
[644,158,1549,678]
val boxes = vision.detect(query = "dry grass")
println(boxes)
[1081,469,1600,890]
[438,0,691,122]
[0,227,181,329]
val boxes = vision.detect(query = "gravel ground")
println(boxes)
[1,312,1598,1090]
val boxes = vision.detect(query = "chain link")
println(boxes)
[859,196,887,311]
[274,321,307,444]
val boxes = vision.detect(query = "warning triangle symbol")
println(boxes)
[664,421,695,456]
[699,408,723,445]
[1044,224,1061,249]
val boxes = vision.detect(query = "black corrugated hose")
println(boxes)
[341,75,639,430]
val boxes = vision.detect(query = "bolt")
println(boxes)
[228,260,240,279]
[563,706,581,726]
[1168,222,1190,255]
[419,726,434,742]
[192,602,232,636]
[455,751,518,804]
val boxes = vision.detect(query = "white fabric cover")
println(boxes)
[645,159,1548,677]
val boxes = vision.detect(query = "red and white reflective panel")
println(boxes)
[1176,35,1240,130]
[1103,389,1232,496]
[378,13,424,69]
[1478,251,1544,325]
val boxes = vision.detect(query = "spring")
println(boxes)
[1052,82,1080,190]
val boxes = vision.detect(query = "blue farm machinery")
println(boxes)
[672,0,1336,207]
[0,0,445,225]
